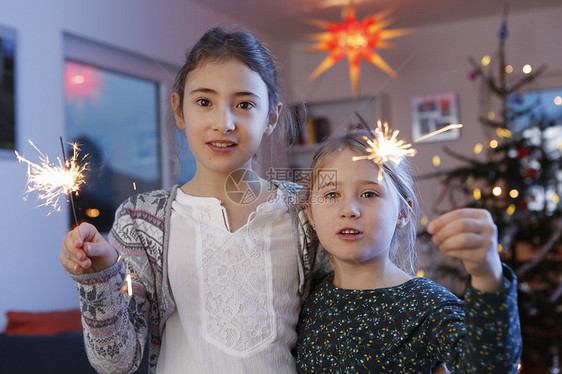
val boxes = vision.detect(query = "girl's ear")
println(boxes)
[171,93,186,130]
[264,102,283,136]
[397,197,413,228]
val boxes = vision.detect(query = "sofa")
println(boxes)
[0,309,148,374]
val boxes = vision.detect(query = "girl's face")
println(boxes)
[307,149,407,267]
[172,58,280,175]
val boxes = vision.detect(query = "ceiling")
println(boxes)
[190,0,562,42]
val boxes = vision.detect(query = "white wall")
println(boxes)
[0,0,287,331]
[288,5,562,221]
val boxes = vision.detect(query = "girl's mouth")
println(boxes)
[209,141,235,148]
[208,140,237,152]
[337,228,364,240]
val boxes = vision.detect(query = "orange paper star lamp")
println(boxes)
[306,2,413,96]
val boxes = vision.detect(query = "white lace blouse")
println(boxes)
[156,187,300,373]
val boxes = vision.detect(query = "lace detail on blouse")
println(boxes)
[199,207,276,356]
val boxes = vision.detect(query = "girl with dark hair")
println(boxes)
[61,27,318,374]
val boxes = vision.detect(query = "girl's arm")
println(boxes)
[66,207,152,374]
[427,208,522,372]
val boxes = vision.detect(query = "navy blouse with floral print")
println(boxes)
[296,264,521,373]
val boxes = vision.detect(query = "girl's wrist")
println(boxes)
[470,267,504,292]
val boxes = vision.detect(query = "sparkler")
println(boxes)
[59,137,82,230]
[15,138,88,215]
[352,112,462,179]
[126,273,133,297]
[119,270,134,297]
[413,124,463,143]
[352,116,417,179]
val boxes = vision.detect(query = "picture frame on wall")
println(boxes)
[411,92,460,143]
[0,25,16,153]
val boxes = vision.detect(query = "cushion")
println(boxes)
[5,309,82,336]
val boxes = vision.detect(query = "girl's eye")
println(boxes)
[196,98,211,107]
[237,101,255,110]
[361,191,378,199]
[325,192,339,200]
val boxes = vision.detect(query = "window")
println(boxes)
[0,25,16,153]
[64,34,195,231]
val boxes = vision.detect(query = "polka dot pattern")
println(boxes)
[296,265,521,373]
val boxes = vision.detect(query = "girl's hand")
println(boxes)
[427,208,504,292]
[61,222,118,275]
[432,363,451,374]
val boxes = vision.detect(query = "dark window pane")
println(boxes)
[65,60,160,232]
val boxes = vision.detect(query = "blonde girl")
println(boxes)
[296,131,522,373]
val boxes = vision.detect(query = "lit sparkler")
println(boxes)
[413,124,463,143]
[126,273,133,296]
[352,119,417,179]
[352,112,462,179]
[15,139,88,214]
[119,272,134,296]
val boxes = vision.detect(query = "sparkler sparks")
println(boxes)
[126,273,133,297]
[352,113,463,180]
[352,120,417,179]
[15,139,88,213]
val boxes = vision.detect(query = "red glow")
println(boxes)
[64,61,103,104]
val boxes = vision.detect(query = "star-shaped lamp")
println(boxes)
[306,2,413,96]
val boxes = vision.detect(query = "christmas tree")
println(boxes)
[418,9,562,374]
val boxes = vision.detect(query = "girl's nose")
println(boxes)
[340,197,360,218]
[212,107,236,134]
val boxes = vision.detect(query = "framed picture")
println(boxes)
[0,25,16,153]
[411,92,460,143]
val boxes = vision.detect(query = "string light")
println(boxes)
[432,155,441,167]
[496,128,512,138]
[473,188,482,200]
[474,143,483,155]
[86,208,100,218]
[507,204,516,215]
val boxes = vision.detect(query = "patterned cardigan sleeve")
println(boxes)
[278,179,330,299]
[71,192,167,374]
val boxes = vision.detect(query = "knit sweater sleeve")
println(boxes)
[429,264,522,373]
[71,196,157,374]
